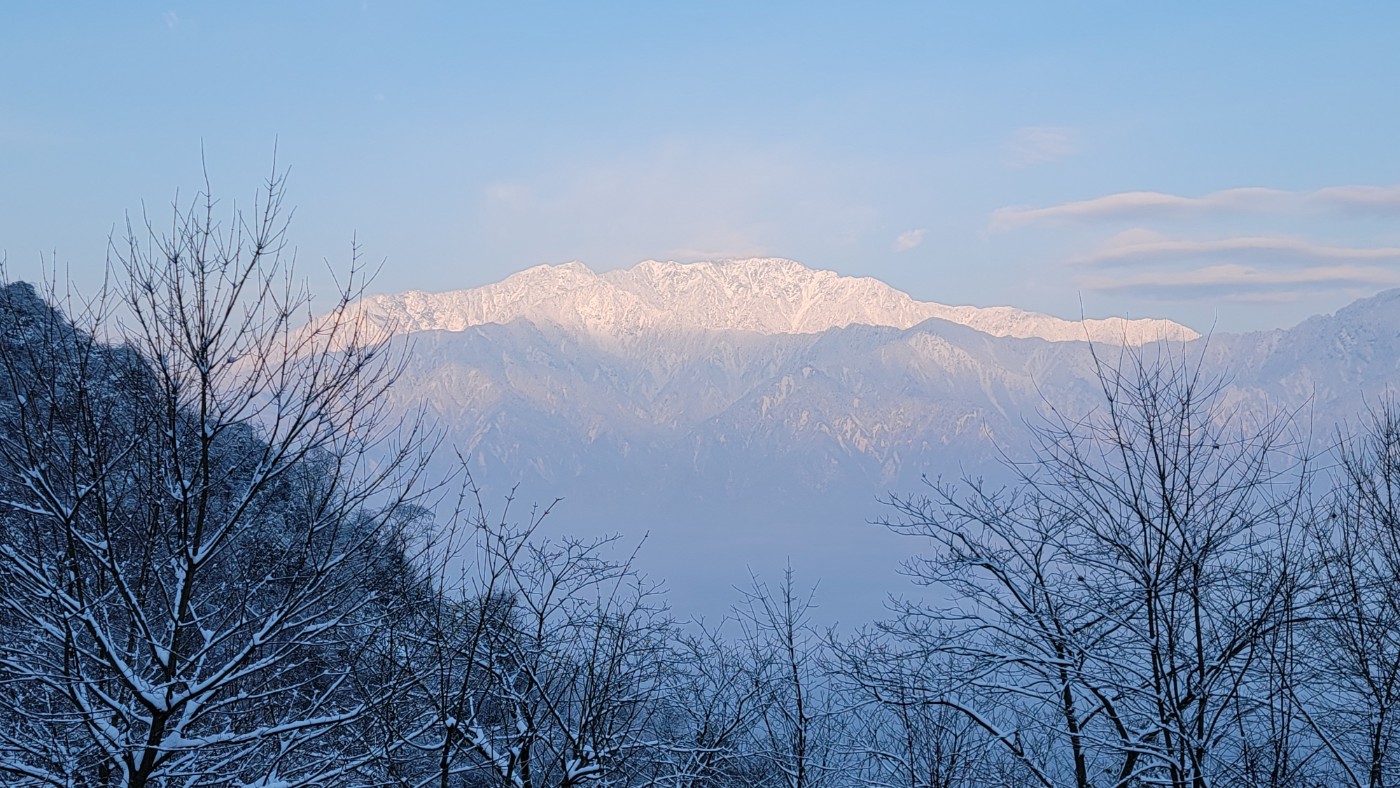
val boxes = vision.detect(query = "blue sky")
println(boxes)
[3,2,1399,331]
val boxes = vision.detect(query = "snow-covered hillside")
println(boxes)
[352,258,1199,345]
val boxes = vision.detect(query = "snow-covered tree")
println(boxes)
[734,568,849,788]
[1298,399,1400,788]
[646,621,771,787]
[880,345,1315,787]
[370,477,672,787]
[834,633,992,788]
[0,172,426,786]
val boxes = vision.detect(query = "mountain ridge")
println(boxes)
[353,258,1200,345]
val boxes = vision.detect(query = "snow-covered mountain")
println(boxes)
[354,260,1396,622]
[353,258,1199,345]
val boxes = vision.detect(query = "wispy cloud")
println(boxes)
[992,187,1292,230]
[1314,184,1400,214]
[991,183,1400,230]
[1078,235,1400,267]
[1004,126,1078,168]
[1082,263,1400,300]
[893,228,926,252]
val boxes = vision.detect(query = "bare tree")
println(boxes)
[1295,398,1400,788]
[880,345,1314,788]
[372,473,672,787]
[834,632,990,788]
[0,171,427,786]
[646,620,770,787]
[878,480,1117,788]
[736,567,848,788]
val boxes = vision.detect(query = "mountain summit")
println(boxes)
[354,258,1198,345]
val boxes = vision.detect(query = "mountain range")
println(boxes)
[353,257,1199,345]
[354,259,1400,622]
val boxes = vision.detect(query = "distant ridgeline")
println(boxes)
[351,257,1200,343]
